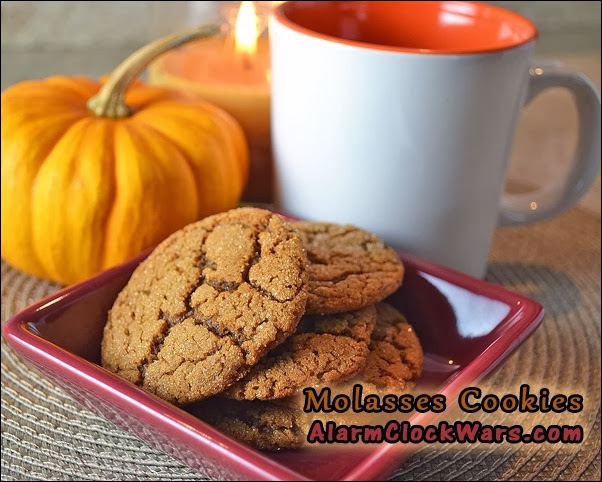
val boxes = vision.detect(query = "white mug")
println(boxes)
[270,1,600,278]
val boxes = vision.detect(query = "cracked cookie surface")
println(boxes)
[190,397,309,450]
[360,303,423,392]
[224,306,377,400]
[294,222,404,314]
[101,207,308,405]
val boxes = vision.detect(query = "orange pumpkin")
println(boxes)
[1,26,249,285]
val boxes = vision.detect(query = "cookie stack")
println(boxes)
[101,207,423,450]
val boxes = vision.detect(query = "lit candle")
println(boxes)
[148,1,272,203]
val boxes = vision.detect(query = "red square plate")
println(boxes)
[3,250,543,480]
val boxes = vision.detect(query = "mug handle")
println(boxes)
[499,61,601,225]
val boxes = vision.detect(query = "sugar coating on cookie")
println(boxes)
[224,305,377,400]
[361,303,423,392]
[192,397,309,450]
[294,222,404,314]
[101,207,308,405]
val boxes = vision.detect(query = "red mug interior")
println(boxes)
[274,1,538,54]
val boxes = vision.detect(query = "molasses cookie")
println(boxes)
[361,303,423,392]
[101,207,308,405]
[224,305,377,400]
[191,397,309,451]
[294,222,404,314]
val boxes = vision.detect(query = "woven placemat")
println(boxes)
[2,207,600,481]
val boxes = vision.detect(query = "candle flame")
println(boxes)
[235,1,258,56]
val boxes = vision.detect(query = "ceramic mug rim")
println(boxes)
[272,1,538,55]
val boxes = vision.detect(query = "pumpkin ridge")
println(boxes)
[2,115,85,279]
[102,122,198,268]
[98,121,118,272]
[195,100,250,191]
[103,121,148,268]
[121,120,199,219]
[65,120,117,280]
[128,117,201,218]
[212,109,248,199]
[30,117,96,282]
[1,126,63,278]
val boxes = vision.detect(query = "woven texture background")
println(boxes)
[2,207,600,481]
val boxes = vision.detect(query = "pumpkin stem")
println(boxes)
[87,25,220,119]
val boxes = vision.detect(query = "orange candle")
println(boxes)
[149,1,272,203]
